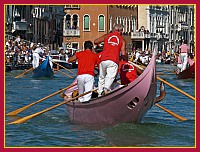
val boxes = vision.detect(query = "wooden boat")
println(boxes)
[51,55,78,69]
[32,56,54,78]
[52,58,73,69]
[65,51,157,127]
[5,64,12,72]
[177,63,195,79]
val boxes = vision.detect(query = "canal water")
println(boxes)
[5,64,195,147]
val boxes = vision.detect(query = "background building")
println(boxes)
[169,5,195,53]
[63,5,138,54]
[5,5,195,54]
[131,5,195,54]
[5,5,65,50]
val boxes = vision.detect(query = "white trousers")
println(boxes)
[77,74,94,102]
[98,60,118,95]
[180,53,188,72]
[177,63,182,70]
[32,53,40,69]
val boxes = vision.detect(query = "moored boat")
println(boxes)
[51,55,78,69]
[177,63,195,79]
[5,64,12,72]
[32,56,54,78]
[52,58,74,69]
[65,51,157,128]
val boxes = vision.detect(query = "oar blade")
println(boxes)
[155,103,187,122]
[8,88,97,125]
[6,83,77,116]
[8,112,40,124]
[6,106,29,116]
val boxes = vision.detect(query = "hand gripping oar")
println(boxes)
[130,61,195,101]
[51,60,76,76]
[14,67,34,78]
[8,88,97,124]
[6,83,77,116]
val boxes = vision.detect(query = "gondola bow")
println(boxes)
[65,52,157,127]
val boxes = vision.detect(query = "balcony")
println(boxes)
[131,32,144,39]
[12,21,28,32]
[63,29,80,37]
[131,32,150,39]
[181,24,189,30]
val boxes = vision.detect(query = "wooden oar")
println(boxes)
[156,72,167,76]
[51,60,76,76]
[155,103,187,121]
[57,69,74,78]
[131,62,195,101]
[157,76,195,101]
[8,88,97,124]
[14,67,34,78]
[6,83,77,116]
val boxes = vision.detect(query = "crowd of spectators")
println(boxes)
[5,35,78,66]
[5,35,51,65]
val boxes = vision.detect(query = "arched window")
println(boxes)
[132,17,136,32]
[109,15,112,32]
[72,14,79,29]
[128,17,130,33]
[66,14,71,29]
[122,17,125,33]
[98,14,105,31]
[119,17,122,24]
[116,17,119,24]
[83,14,90,31]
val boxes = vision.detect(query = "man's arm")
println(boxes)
[120,39,127,61]
[68,54,77,63]
[94,34,107,45]
[121,39,126,56]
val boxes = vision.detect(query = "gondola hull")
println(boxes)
[32,56,54,78]
[65,52,157,127]
[177,64,195,79]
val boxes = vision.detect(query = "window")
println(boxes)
[132,17,136,32]
[66,14,71,29]
[116,17,119,24]
[122,17,125,33]
[109,15,112,32]
[119,17,122,24]
[71,42,79,50]
[98,14,105,31]
[72,14,79,29]
[128,17,130,33]
[84,14,90,31]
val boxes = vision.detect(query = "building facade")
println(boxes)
[5,5,65,50]
[5,5,195,54]
[132,5,170,53]
[169,5,195,53]
[63,5,138,53]
[131,5,195,54]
